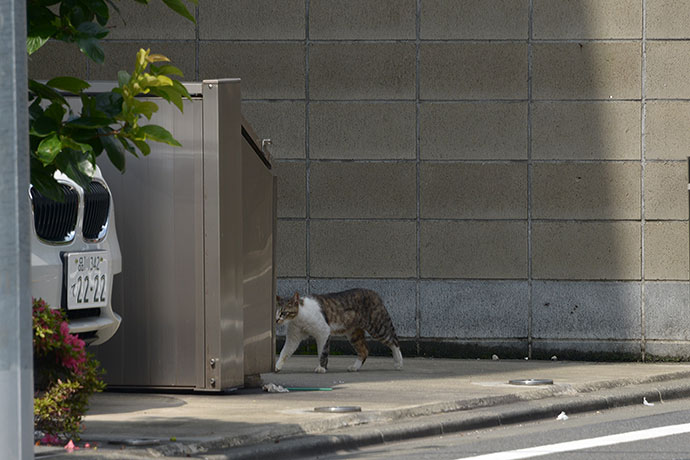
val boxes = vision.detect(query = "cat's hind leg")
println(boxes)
[391,345,403,370]
[347,328,368,372]
[368,326,403,370]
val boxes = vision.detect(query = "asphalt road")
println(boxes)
[320,397,690,460]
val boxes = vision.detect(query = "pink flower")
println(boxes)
[62,356,78,372]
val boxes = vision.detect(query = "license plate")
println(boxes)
[65,251,109,310]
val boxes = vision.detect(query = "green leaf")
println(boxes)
[61,136,94,155]
[30,116,59,137]
[150,64,184,78]
[95,91,124,118]
[145,53,170,64]
[55,149,95,189]
[30,159,63,202]
[139,73,173,88]
[88,136,104,158]
[160,0,196,23]
[77,37,105,64]
[46,76,90,94]
[76,21,109,39]
[66,116,112,129]
[117,70,130,88]
[43,102,66,123]
[172,79,192,101]
[100,130,126,171]
[30,0,61,7]
[131,100,158,119]
[27,5,58,44]
[86,0,109,21]
[63,1,88,29]
[132,139,151,156]
[135,48,148,71]
[29,99,44,120]
[27,36,50,54]
[36,134,63,165]
[137,124,181,146]
[149,86,183,111]
[70,126,98,143]
[118,137,138,157]
[29,80,67,106]
[79,92,98,117]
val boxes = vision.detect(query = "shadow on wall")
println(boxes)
[26,1,690,361]
[270,1,654,362]
[528,1,644,360]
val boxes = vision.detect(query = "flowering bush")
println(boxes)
[33,298,105,443]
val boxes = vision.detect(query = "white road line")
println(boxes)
[454,422,690,460]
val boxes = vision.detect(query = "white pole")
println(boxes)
[0,0,33,456]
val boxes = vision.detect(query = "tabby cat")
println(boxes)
[275,289,403,373]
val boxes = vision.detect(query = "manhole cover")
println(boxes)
[508,378,553,386]
[314,406,362,413]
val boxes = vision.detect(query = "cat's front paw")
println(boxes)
[314,366,327,374]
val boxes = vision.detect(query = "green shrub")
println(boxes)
[33,298,105,444]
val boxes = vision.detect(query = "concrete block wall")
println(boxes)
[29,1,690,360]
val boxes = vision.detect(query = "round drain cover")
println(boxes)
[314,406,362,413]
[508,378,553,386]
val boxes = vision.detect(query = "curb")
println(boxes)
[65,370,690,459]
[195,378,690,460]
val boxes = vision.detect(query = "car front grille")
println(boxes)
[83,181,110,241]
[30,184,79,243]
[30,181,111,243]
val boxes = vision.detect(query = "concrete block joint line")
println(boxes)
[26,0,689,359]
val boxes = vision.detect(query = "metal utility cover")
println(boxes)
[508,378,554,385]
[314,406,362,413]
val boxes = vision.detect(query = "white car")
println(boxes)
[30,167,121,345]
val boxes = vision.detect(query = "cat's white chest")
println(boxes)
[293,297,330,337]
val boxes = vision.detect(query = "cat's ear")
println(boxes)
[292,291,300,301]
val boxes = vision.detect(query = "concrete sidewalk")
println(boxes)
[36,356,690,459]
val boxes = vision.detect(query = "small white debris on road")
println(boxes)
[263,383,289,393]
[643,397,655,406]
[556,411,569,421]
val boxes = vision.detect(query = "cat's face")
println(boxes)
[276,292,300,324]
